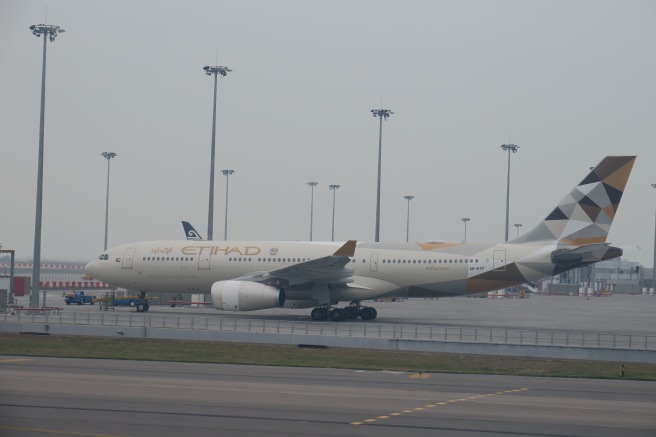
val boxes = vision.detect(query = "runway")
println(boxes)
[1,356,655,436]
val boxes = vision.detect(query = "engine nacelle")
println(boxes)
[211,280,285,311]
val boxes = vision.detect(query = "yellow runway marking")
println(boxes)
[409,372,430,379]
[0,358,30,363]
[350,387,530,426]
[0,425,127,437]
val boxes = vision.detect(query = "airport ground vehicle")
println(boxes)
[63,290,95,305]
[112,293,151,312]
[97,291,152,312]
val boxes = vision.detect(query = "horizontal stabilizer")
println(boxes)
[551,243,623,266]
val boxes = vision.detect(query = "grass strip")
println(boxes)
[1,333,654,380]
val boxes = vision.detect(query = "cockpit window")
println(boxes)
[99,254,109,260]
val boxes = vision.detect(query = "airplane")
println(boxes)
[182,221,203,240]
[86,156,636,322]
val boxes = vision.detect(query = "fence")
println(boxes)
[3,311,655,351]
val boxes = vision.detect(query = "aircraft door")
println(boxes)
[493,250,506,271]
[198,253,211,270]
[370,253,379,272]
[121,248,136,269]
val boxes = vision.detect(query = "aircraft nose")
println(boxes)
[85,259,98,277]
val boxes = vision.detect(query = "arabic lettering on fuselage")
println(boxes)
[151,247,173,255]
[181,245,262,256]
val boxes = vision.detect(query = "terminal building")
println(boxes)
[545,258,654,295]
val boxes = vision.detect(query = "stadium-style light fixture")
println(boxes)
[329,185,341,241]
[372,108,394,242]
[29,23,65,308]
[307,182,318,241]
[203,64,232,240]
[501,144,519,241]
[101,152,118,251]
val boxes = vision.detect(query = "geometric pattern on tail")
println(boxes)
[515,156,636,245]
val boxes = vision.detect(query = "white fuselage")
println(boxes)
[86,239,556,306]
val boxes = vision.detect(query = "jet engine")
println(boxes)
[211,280,285,311]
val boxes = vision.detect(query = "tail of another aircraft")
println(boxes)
[182,221,203,241]
[514,156,636,246]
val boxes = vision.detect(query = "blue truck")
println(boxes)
[112,292,150,312]
[63,290,95,305]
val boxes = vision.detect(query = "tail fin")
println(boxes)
[515,156,636,245]
[181,221,203,240]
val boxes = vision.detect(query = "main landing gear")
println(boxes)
[310,303,377,322]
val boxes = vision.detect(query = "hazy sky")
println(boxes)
[1,0,654,266]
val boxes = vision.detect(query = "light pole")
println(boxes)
[514,223,523,238]
[203,65,232,240]
[329,185,340,241]
[29,23,64,309]
[371,108,393,242]
[461,217,470,243]
[652,184,656,293]
[307,182,318,241]
[403,196,414,242]
[501,144,519,242]
[222,170,235,240]
[101,152,117,251]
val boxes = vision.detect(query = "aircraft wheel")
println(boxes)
[311,308,327,321]
[371,308,378,320]
[360,307,374,321]
[129,300,136,307]
[136,303,145,312]
[330,308,345,322]
[343,306,358,320]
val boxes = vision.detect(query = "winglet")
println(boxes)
[332,240,357,257]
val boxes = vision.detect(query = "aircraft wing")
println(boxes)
[236,240,357,286]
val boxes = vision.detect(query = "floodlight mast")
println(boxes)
[501,144,519,242]
[203,65,232,240]
[461,217,470,243]
[29,23,64,309]
[403,196,414,243]
[329,185,341,241]
[514,223,523,238]
[307,182,318,241]
[371,109,393,242]
[101,152,118,251]
[222,170,235,240]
